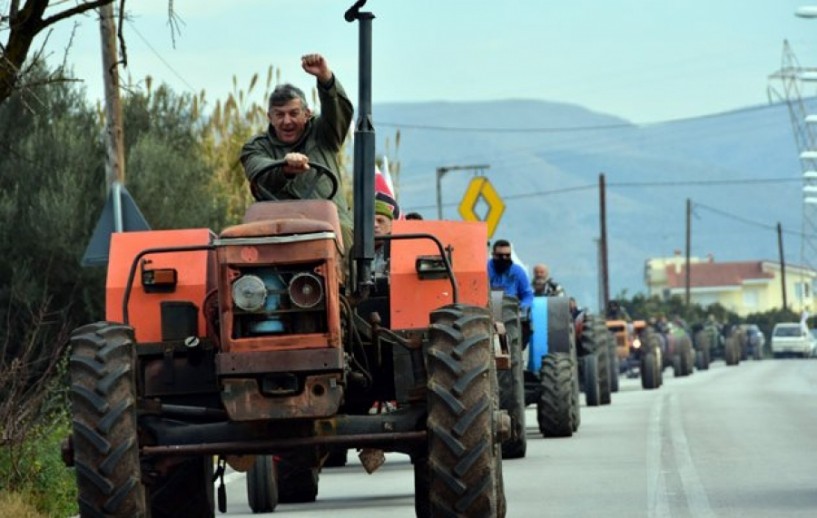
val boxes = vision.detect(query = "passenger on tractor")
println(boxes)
[373,193,399,278]
[240,53,354,249]
[531,263,565,297]
[568,297,584,321]
[606,300,631,322]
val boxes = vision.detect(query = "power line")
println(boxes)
[125,19,197,94]
[409,176,800,211]
[376,101,791,134]
[610,177,802,188]
[692,201,805,239]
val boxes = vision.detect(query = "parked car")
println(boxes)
[810,329,817,358]
[770,323,815,358]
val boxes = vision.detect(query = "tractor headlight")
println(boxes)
[288,272,324,309]
[632,338,642,349]
[232,275,267,312]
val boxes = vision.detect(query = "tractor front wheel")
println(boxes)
[425,304,504,517]
[247,455,278,513]
[68,322,147,517]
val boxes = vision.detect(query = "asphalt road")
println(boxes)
[219,359,817,517]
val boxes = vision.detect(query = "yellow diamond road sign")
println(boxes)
[458,176,505,238]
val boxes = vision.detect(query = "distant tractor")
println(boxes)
[524,296,581,438]
[607,319,663,390]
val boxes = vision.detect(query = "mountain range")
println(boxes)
[372,98,804,310]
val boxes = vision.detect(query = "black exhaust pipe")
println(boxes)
[346,0,376,293]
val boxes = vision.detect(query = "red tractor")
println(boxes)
[62,3,508,516]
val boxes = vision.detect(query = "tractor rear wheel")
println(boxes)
[583,353,601,406]
[570,360,581,432]
[147,456,214,517]
[68,322,147,517]
[641,353,659,390]
[725,340,739,366]
[499,296,527,459]
[679,337,694,376]
[425,304,503,516]
[277,449,319,503]
[247,455,278,513]
[608,333,620,393]
[537,352,575,437]
[596,343,612,405]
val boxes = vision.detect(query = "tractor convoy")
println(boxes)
[58,2,759,517]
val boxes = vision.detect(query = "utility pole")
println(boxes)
[82,3,150,266]
[685,198,691,307]
[99,3,126,190]
[599,173,609,311]
[435,164,489,219]
[778,222,788,310]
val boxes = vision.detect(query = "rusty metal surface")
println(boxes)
[216,348,343,374]
[221,374,342,421]
[140,430,427,456]
[142,356,219,397]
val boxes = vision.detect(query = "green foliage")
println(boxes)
[0,63,108,368]
[122,83,232,231]
[0,415,77,517]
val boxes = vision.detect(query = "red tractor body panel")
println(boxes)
[390,220,488,330]
[106,228,215,344]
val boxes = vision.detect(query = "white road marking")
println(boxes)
[668,392,716,518]
[647,392,671,518]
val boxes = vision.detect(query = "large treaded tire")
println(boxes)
[678,337,694,376]
[596,342,612,405]
[148,456,214,517]
[247,455,278,513]
[425,304,503,517]
[583,353,601,406]
[69,322,147,517]
[724,339,739,366]
[641,353,660,390]
[570,360,581,432]
[608,331,620,393]
[537,352,576,437]
[498,296,527,459]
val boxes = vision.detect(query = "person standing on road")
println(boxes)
[487,239,534,311]
[240,53,354,249]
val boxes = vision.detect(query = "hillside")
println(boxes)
[373,99,801,309]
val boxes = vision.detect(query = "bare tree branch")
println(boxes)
[40,0,115,31]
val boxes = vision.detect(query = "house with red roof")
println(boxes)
[645,252,816,316]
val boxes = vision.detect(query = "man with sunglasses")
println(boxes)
[487,239,534,311]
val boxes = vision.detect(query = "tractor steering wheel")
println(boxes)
[251,160,339,202]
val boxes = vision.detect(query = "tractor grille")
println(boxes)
[230,262,328,338]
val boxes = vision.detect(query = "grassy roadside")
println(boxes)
[0,415,78,518]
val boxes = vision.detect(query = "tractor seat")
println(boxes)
[220,200,342,248]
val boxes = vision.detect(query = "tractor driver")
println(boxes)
[240,53,354,250]
[487,239,534,312]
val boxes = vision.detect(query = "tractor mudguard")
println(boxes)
[528,297,549,372]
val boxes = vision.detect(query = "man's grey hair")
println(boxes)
[268,83,309,111]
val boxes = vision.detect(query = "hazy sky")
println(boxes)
[37,0,817,124]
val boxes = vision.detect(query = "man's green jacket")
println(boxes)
[240,77,354,249]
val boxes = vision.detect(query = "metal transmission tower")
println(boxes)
[768,39,817,274]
